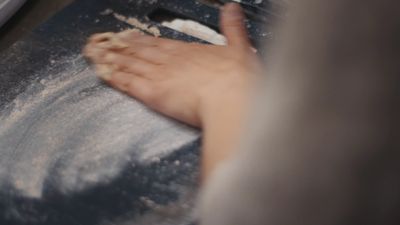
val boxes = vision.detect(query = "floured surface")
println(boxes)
[0,55,199,198]
[0,0,271,224]
[110,10,161,37]
[162,19,226,45]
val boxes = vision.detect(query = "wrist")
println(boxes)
[200,88,248,129]
[199,90,249,179]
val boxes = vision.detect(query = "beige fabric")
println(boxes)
[201,1,400,225]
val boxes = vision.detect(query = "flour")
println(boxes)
[112,12,161,37]
[0,54,199,198]
[103,8,226,44]
[161,19,227,45]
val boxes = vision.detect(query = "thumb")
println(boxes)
[220,3,251,49]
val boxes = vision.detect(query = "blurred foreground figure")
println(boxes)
[85,0,400,224]
[201,0,400,225]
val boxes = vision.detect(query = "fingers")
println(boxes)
[84,30,168,106]
[127,45,170,64]
[86,31,177,65]
[84,43,106,61]
[94,64,115,81]
[107,71,133,92]
[220,3,251,49]
[108,71,157,104]
[124,74,157,104]
[102,52,158,79]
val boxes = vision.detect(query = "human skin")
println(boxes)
[84,3,262,179]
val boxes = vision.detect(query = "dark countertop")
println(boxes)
[0,0,74,52]
[0,0,269,224]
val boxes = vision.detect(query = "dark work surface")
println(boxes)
[0,0,270,224]
[0,0,74,52]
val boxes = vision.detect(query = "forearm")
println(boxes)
[200,92,248,181]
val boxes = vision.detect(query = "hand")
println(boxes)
[84,3,262,128]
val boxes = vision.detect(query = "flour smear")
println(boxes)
[0,54,199,198]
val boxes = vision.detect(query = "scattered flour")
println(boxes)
[161,19,226,45]
[102,8,226,45]
[0,55,199,198]
[112,12,161,37]
[100,8,113,16]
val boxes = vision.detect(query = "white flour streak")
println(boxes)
[0,55,199,198]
